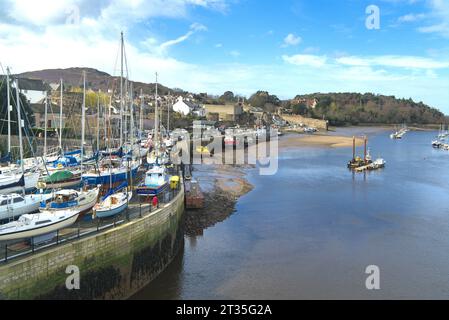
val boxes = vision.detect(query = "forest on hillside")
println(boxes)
[286,93,446,126]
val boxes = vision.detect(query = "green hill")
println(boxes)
[288,93,445,126]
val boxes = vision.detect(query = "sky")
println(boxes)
[0,0,449,113]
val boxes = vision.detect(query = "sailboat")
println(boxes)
[93,182,132,219]
[0,193,53,221]
[0,75,40,194]
[40,188,99,213]
[0,208,80,241]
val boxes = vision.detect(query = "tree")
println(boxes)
[219,91,235,104]
[248,91,280,110]
[0,79,35,135]
[292,103,308,115]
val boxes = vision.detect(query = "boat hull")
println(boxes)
[82,167,138,186]
[0,194,51,221]
[0,212,79,241]
[0,172,39,194]
[136,183,169,196]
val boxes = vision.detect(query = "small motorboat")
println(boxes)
[136,165,169,196]
[371,158,386,169]
[0,193,53,221]
[0,209,80,241]
[93,184,132,219]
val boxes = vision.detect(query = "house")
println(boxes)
[31,103,66,130]
[172,96,198,116]
[173,97,195,116]
[292,98,318,109]
[204,104,243,122]
[19,78,51,104]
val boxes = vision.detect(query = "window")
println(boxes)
[0,200,7,206]
[13,197,24,203]
[35,220,51,225]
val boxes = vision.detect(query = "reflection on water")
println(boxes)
[133,129,449,300]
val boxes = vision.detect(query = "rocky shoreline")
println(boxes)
[184,165,254,237]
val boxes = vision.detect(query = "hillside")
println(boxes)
[18,67,174,96]
[287,93,445,126]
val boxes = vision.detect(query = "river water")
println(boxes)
[133,128,449,300]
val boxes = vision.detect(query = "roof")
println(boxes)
[18,78,51,92]
[31,102,64,114]
[54,189,78,196]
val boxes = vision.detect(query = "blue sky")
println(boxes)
[1,0,449,113]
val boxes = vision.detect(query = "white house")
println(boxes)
[173,96,194,116]
[19,78,50,104]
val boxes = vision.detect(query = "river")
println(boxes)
[133,128,449,300]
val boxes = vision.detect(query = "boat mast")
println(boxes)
[44,95,48,157]
[168,92,171,133]
[119,31,124,147]
[129,82,134,190]
[140,88,143,140]
[6,67,11,155]
[154,72,159,152]
[15,78,25,195]
[81,71,86,175]
[97,91,100,152]
[130,82,134,147]
[59,78,63,152]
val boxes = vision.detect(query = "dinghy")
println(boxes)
[0,209,80,241]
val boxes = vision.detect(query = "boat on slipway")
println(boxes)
[93,182,132,219]
[136,165,169,196]
[82,158,139,186]
[40,188,99,214]
[0,193,53,221]
[0,171,40,194]
[0,209,80,241]
[37,170,82,190]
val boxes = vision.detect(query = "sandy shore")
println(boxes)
[279,134,365,149]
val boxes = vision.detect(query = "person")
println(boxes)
[152,195,159,209]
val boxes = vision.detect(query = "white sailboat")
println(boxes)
[0,193,52,221]
[0,76,40,194]
[0,209,80,241]
[40,188,99,213]
[93,185,132,219]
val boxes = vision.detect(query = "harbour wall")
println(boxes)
[0,186,185,300]
[280,115,329,130]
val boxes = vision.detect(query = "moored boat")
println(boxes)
[0,209,80,241]
[136,165,169,196]
[0,193,52,221]
[40,188,99,214]
[93,183,132,219]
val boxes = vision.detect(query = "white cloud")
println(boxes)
[229,50,240,57]
[336,55,449,69]
[398,13,426,22]
[282,33,302,47]
[282,54,327,67]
